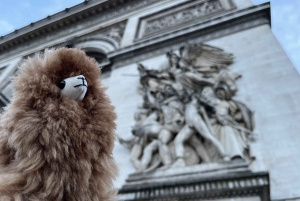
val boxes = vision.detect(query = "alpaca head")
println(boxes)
[58,75,88,101]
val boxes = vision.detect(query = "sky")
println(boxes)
[252,0,300,73]
[0,0,299,73]
[0,0,83,35]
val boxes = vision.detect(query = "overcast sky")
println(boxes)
[0,0,299,73]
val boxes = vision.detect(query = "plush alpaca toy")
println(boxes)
[0,48,118,200]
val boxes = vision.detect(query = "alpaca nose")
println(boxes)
[75,75,88,88]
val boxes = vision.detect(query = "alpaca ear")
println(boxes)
[59,75,88,101]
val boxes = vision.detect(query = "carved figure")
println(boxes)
[119,43,255,172]
[135,84,186,171]
[172,93,229,167]
[201,85,255,161]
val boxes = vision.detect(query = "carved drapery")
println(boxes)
[118,43,255,173]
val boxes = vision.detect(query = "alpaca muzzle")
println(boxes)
[59,75,88,101]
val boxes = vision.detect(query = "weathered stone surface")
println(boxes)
[119,163,269,201]
[111,23,300,200]
[117,43,255,174]
[206,24,300,199]
[137,0,227,40]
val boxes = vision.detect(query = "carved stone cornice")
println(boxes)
[0,0,160,60]
[109,3,270,69]
[119,165,270,201]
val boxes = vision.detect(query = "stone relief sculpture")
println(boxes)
[119,44,255,172]
[144,0,223,36]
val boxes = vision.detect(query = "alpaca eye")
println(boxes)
[58,81,66,89]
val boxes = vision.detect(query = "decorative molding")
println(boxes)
[144,0,222,33]
[136,0,235,40]
[109,3,270,69]
[119,170,270,201]
[74,38,117,53]
[72,21,127,47]
[106,22,126,44]
[0,0,160,60]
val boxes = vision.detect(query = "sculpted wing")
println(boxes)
[179,44,234,73]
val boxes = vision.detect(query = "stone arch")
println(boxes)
[73,36,118,54]
[72,36,117,79]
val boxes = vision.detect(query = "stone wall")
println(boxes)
[207,24,300,200]
[108,24,300,200]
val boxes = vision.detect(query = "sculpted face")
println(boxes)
[216,88,226,100]
[58,75,88,101]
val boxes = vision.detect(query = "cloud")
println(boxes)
[0,20,15,36]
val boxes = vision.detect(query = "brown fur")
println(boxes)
[0,48,118,201]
